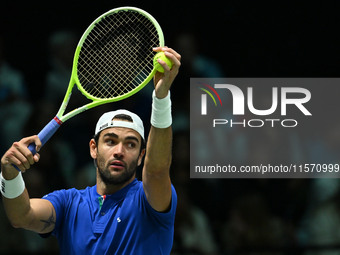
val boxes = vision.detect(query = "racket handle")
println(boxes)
[29,116,63,154]
[12,117,62,171]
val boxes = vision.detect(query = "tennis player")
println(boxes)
[1,47,181,254]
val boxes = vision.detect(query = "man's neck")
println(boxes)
[96,174,135,195]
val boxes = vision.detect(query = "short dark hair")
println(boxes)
[93,114,145,154]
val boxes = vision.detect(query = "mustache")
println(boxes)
[108,159,126,167]
[94,157,127,170]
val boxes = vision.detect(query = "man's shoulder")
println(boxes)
[42,185,95,201]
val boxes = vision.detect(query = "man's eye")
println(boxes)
[105,139,115,145]
[127,142,136,148]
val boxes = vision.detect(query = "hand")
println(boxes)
[153,47,181,99]
[1,135,41,178]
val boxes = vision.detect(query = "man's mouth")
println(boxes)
[109,160,125,170]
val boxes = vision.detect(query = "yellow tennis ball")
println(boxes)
[153,52,173,73]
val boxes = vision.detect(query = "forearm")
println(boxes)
[1,136,55,233]
[3,189,32,228]
[143,125,172,212]
[1,169,31,228]
[144,126,172,175]
[2,170,56,233]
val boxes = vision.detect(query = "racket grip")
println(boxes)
[12,117,62,171]
[29,116,63,154]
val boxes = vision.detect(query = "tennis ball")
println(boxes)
[153,52,173,73]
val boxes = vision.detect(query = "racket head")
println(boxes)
[72,7,164,103]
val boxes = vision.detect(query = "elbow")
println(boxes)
[8,216,30,229]
[10,220,25,229]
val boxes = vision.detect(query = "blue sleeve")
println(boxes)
[140,184,177,227]
[41,189,69,236]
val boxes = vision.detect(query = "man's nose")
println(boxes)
[113,142,124,158]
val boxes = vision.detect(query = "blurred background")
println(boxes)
[1,0,340,254]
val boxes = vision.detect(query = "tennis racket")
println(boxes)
[15,7,165,169]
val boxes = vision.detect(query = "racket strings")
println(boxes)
[77,10,159,99]
[80,15,139,97]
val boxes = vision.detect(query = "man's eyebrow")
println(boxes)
[125,136,140,144]
[103,133,140,143]
[103,132,118,139]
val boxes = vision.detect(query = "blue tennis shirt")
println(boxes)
[42,179,177,254]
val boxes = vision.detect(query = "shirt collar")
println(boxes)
[91,178,138,202]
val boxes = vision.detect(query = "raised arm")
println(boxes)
[1,136,56,234]
[142,47,181,212]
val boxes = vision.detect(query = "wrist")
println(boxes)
[1,171,25,199]
[151,90,172,128]
[1,166,19,180]
[154,89,169,99]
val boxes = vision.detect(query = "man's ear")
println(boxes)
[89,139,97,159]
[137,149,146,166]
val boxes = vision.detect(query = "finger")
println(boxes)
[163,51,181,69]
[153,46,181,60]
[33,135,42,153]
[3,153,25,172]
[162,47,181,61]
[157,58,171,73]
[33,153,40,163]
[152,46,163,52]
[20,135,42,153]
[3,147,28,172]
[15,141,36,166]
[13,135,41,168]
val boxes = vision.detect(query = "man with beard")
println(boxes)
[1,47,181,254]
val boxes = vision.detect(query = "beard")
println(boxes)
[96,154,139,186]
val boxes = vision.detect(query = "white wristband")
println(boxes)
[1,171,25,199]
[151,90,172,128]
